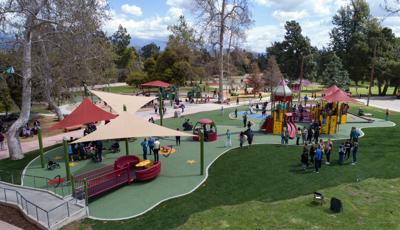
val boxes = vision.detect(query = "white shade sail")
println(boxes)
[73,112,193,143]
[90,90,157,113]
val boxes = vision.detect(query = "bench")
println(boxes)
[64,125,82,132]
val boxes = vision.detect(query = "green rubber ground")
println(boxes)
[22,109,394,219]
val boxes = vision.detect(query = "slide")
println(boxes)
[286,121,296,139]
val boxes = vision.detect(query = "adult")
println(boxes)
[148,137,155,155]
[350,127,360,142]
[153,139,160,162]
[0,132,4,150]
[243,113,248,128]
[309,144,316,164]
[245,128,254,146]
[304,94,308,106]
[307,126,313,144]
[220,106,224,115]
[239,132,247,148]
[95,140,103,162]
[234,108,238,118]
[141,138,148,160]
[314,125,320,144]
[314,146,322,173]
[352,141,359,165]
[236,97,239,105]
[175,128,181,146]
[301,147,309,170]
[281,127,286,145]
[77,143,87,160]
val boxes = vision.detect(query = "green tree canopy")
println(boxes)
[321,54,350,89]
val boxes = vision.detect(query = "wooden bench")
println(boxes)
[64,125,82,132]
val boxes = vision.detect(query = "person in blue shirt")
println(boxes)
[148,137,154,155]
[141,138,148,160]
[304,94,308,106]
[314,146,322,173]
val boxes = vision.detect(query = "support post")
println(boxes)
[125,139,129,156]
[83,179,88,206]
[159,88,163,126]
[63,138,71,181]
[200,131,204,175]
[38,128,45,168]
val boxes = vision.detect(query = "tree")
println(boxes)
[267,21,314,80]
[264,55,283,91]
[246,62,263,94]
[0,80,13,116]
[126,70,147,87]
[140,43,160,59]
[110,25,135,81]
[321,54,350,89]
[193,0,252,102]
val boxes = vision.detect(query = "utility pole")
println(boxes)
[367,42,377,107]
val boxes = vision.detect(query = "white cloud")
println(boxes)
[104,10,172,40]
[272,10,308,21]
[168,7,184,18]
[166,0,194,9]
[121,4,143,16]
[244,25,284,52]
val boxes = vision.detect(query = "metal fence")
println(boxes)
[0,185,83,229]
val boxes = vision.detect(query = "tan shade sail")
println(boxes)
[73,112,193,143]
[90,90,157,113]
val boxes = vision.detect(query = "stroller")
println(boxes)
[182,119,193,131]
[47,158,60,170]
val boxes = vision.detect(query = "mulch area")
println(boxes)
[0,204,40,230]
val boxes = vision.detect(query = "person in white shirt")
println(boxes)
[153,139,160,162]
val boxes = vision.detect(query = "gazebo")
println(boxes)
[319,85,340,96]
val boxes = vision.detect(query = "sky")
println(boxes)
[105,0,400,53]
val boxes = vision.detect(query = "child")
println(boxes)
[296,127,301,145]
[338,143,345,165]
[352,141,359,165]
[314,146,322,173]
[385,109,390,121]
[225,129,232,147]
[239,132,247,148]
[345,140,352,160]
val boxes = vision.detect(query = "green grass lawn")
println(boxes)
[74,104,400,229]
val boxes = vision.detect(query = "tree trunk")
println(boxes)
[382,79,390,96]
[6,31,33,160]
[377,77,382,96]
[392,85,398,96]
[218,0,226,103]
[39,37,64,120]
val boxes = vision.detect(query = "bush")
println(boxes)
[126,71,148,87]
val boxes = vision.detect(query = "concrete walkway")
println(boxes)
[0,98,262,160]
[0,220,22,230]
[356,96,400,112]
[0,181,85,229]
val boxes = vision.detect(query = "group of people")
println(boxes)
[140,137,161,162]
[20,120,41,138]
[300,127,361,173]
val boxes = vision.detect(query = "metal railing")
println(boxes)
[0,185,84,229]
[22,174,72,198]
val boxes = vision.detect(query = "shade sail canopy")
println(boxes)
[141,80,171,88]
[320,85,340,96]
[49,98,117,130]
[73,112,193,143]
[323,89,357,103]
[273,80,292,97]
[90,90,156,114]
[198,118,214,125]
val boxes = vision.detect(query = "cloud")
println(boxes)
[104,10,172,40]
[121,4,143,16]
[272,10,308,21]
[168,7,184,18]
[166,0,193,9]
[244,25,284,52]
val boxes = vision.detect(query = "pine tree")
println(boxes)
[321,54,350,89]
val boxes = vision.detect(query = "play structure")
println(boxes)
[140,80,177,100]
[72,155,161,199]
[193,118,217,142]
[261,80,297,138]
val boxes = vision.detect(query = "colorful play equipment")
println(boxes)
[193,118,217,142]
[72,155,161,199]
[261,80,296,137]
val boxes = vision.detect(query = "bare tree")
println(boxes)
[193,0,252,102]
[384,0,400,14]
[264,55,283,92]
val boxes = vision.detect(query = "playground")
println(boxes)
[20,85,394,220]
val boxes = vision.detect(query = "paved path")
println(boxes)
[0,98,263,160]
[0,220,22,230]
[0,181,85,229]
[357,96,400,112]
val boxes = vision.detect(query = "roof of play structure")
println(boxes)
[49,98,117,130]
[198,118,214,125]
[141,80,171,88]
[323,89,357,103]
[73,112,193,143]
[273,80,292,96]
[294,79,312,86]
[90,90,156,114]
[320,85,340,96]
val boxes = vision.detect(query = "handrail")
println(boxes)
[0,183,82,228]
